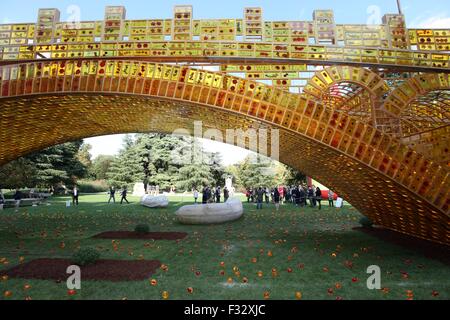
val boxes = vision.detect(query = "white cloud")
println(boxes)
[85,134,127,159]
[200,138,254,166]
[2,18,10,24]
[412,13,450,28]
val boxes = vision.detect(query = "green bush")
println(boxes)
[360,216,374,228]
[134,224,150,234]
[72,248,101,266]
[77,180,109,193]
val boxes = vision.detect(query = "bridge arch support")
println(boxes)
[0,60,448,244]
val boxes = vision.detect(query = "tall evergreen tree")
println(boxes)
[106,144,143,188]
[90,155,115,180]
[0,158,36,189]
[29,141,87,187]
[0,141,87,189]
[77,143,92,169]
[105,134,226,192]
[235,155,278,189]
[175,163,215,191]
[204,152,226,187]
[283,166,307,186]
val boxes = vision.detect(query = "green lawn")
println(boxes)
[0,194,448,300]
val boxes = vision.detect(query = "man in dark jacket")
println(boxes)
[223,187,229,202]
[108,186,116,203]
[273,188,280,211]
[256,187,264,210]
[13,189,22,209]
[202,186,208,204]
[206,187,213,203]
[72,186,79,206]
[298,187,305,207]
[307,186,315,207]
[215,186,221,203]
[315,187,322,210]
[120,187,129,204]
[13,189,22,201]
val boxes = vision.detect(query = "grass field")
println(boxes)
[0,194,448,300]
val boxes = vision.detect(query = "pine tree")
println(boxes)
[90,155,115,180]
[106,144,143,188]
[105,134,226,192]
[29,141,87,187]
[176,163,215,191]
[235,154,277,188]
[0,141,87,189]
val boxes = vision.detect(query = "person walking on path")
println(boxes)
[72,186,79,206]
[315,187,322,210]
[273,187,280,211]
[328,190,334,207]
[193,189,199,204]
[108,186,116,204]
[120,187,129,204]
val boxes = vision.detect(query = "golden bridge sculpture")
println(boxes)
[0,6,448,245]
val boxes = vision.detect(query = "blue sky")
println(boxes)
[1,0,449,27]
[1,1,448,163]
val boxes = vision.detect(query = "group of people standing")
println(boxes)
[246,185,336,211]
[195,186,230,204]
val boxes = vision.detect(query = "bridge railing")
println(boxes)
[1,40,449,71]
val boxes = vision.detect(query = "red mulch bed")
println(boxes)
[354,227,450,266]
[2,259,161,282]
[93,231,188,240]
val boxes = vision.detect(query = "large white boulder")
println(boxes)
[141,195,169,208]
[176,197,243,225]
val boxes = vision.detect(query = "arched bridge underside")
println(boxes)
[0,59,449,245]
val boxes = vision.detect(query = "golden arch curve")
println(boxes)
[0,60,448,245]
[304,66,389,100]
[304,66,390,125]
[382,73,450,116]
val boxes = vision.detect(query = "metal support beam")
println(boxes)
[397,0,403,15]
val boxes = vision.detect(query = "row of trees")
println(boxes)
[0,141,87,190]
[89,134,305,191]
[0,134,306,192]
[103,134,226,191]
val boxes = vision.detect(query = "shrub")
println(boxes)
[72,248,101,266]
[77,180,109,193]
[134,224,150,234]
[360,216,374,228]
